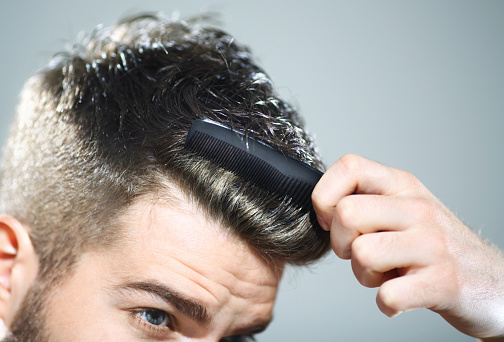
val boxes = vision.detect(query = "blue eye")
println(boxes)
[221,335,256,342]
[137,309,170,327]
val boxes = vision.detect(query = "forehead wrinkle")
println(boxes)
[169,256,223,304]
[203,246,283,302]
[168,232,281,303]
[173,221,282,303]
[115,280,212,325]
[217,272,279,308]
[166,251,279,318]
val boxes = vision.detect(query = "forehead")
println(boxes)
[112,189,283,317]
[118,192,282,274]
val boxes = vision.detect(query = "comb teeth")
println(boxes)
[184,119,323,211]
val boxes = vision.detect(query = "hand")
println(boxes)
[312,154,504,340]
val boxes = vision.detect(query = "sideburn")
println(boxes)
[3,272,69,342]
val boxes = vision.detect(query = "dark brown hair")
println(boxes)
[0,14,330,284]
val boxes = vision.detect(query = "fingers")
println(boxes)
[312,154,423,231]
[350,227,445,288]
[329,194,437,259]
[376,268,458,317]
[349,224,457,317]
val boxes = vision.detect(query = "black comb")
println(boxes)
[184,119,323,211]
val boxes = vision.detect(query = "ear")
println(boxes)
[0,216,38,324]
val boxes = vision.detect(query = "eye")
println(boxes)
[136,308,171,327]
[220,335,256,342]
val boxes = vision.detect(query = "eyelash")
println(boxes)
[129,308,256,342]
[129,308,174,338]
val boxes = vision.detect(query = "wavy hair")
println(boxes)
[0,14,330,284]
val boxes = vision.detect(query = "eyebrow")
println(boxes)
[117,281,211,325]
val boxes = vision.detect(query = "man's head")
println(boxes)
[0,14,329,340]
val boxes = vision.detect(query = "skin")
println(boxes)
[1,189,282,341]
[312,154,504,341]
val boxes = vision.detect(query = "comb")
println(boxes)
[184,119,323,211]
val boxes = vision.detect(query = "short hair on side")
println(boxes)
[0,13,330,283]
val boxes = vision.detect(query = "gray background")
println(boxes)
[1,1,503,341]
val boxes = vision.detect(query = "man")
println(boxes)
[0,13,502,342]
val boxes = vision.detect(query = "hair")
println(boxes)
[0,13,330,285]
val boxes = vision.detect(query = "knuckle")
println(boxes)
[351,237,384,288]
[398,169,423,190]
[353,268,374,288]
[335,196,358,229]
[422,233,454,272]
[409,197,439,223]
[399,169,417,183]
[440,268,459,297]
[311,186,322,204]
[377,284,402,315]
[337,153,364,175]
[311,187,330,212]
[331,237,351,260]
[425,230,447,258]
[351,236,374,269]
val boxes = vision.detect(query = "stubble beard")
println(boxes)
[2,279,51,342]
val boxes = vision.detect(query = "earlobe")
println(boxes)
[0,216,38,324]
[0,216,19,320]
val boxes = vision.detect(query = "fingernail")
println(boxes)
[390,311,403,318]
[316,215,330,231]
